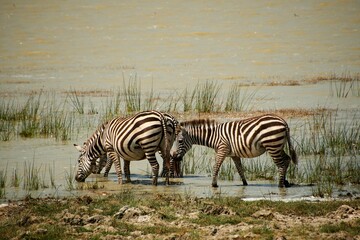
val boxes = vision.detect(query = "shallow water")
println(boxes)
[0,1,359,201]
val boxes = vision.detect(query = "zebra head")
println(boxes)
[74,143,97,182]
[171,127,192,162]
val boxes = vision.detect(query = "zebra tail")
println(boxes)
[287,127,298,165]
[159,112,169,162]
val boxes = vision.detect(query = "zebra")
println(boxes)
[92,113,182,179]
[74,110,179,185]
[171,114,298,188]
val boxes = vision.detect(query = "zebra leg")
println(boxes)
[107,151,122,184]
[123,160,131,183]
[270,150,291,188]
[159,147,171,185]
[103,157,113,177]
[231,156,248,186]
[212,150,228,188]
[160,158,168,177]
[145,153,160,186]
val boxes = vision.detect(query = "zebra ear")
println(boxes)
[74,144,82,151]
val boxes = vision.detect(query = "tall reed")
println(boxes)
[23,160,42,191]
[329,72,360,98]
[194,81,221,113]
[296,110,359,156]
[11,168,20,187]
[123,75,141,113]
[68,90,85,114]
[224,84,257,112]
[65,163,76,191]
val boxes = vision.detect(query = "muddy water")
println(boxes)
[1,1,359,92]
[0,1,359,201]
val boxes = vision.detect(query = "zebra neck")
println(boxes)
[86,129,106,161]
[187,125,218,149]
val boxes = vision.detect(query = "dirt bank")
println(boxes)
[0,192,359,239]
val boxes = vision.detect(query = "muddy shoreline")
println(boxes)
[1,192,359,239]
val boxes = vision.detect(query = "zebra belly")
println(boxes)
[229,141,266,159]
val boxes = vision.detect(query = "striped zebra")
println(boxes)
[171,114,298,188]
[93,113,182,179]
[74,110,179,185]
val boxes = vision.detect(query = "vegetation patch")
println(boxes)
[0,193,359,239]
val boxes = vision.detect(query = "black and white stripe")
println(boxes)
[74,110,179,185]
[93,113,182,179]
[171,114,298,187]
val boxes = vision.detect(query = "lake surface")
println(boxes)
[1,0,359,92]
[0,1,359,201]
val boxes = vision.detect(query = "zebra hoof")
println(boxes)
[243,181,248,186]
[212,183,219,188]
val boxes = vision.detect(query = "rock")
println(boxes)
[34,228,48,235]
[252,209,274,219]
[114,205,142,220]
[86,214,104,224]
[274,235,287,240]
[137,215,151,223]
[336,205,355,215]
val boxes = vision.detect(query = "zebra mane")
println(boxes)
[83,121,108,148]
[180,119,219,128]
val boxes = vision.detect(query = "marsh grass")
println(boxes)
[243,157,277,181]
[123,75,141,113]
[0,167,7,189]
[48,162,56,188]
[181,148,213,175]
[194,81,221,113]
[0,79,260,142]
[76,180,104,190]
[11,167,20,188]
[328,72,360,98]
[102,89,123,121]
[224,84,257,112]
[68,90,85,114]
[0,93,76,141]
[0,120,14,141]
[182,87,197,112]
[65,163,76,191]
[23,159,43,191]
[296,110,359,156]
[143,82,159,110]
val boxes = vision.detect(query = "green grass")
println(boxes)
[123,74,141,113]
[0,191,359,239]
[23,159,43,191]
[320,219,360,236]
[296,110,359,156]
[224,84,257,112]
[68,89,85,114]
[65,163,76,191]
[194,81,221,113]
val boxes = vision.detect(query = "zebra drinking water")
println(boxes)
[171,114,298,188]
[92,112,182,179]
[74,110,179,185]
